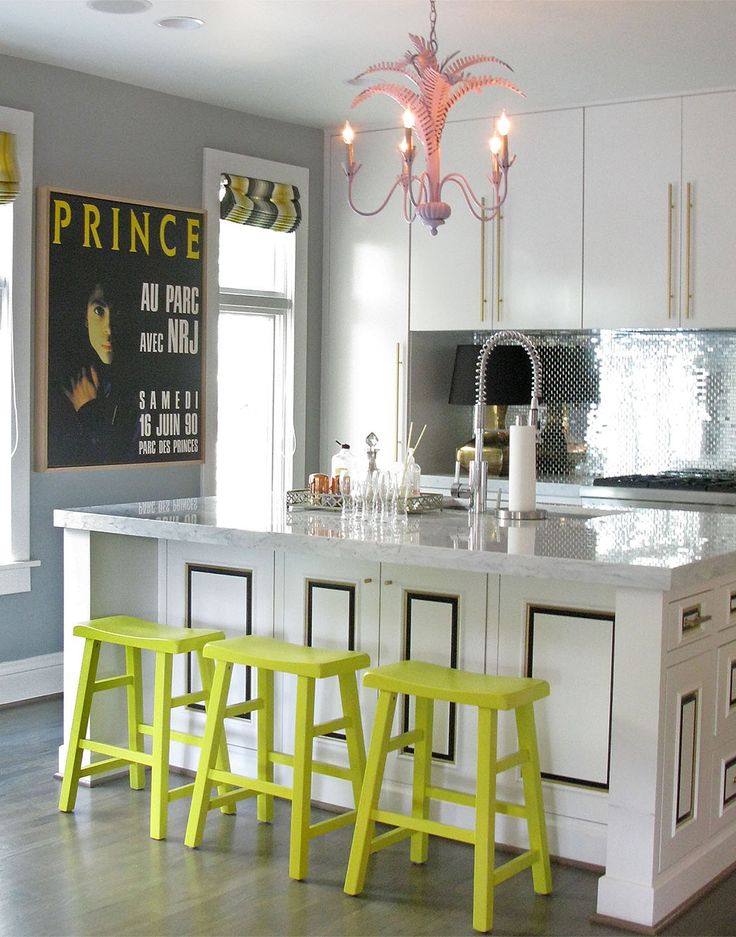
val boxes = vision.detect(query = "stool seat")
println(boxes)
[186,635,369,880]
[74,615,225,654]
[204,635,371,679]
[363,660,550,709]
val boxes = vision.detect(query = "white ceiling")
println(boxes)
[1,0,735,131]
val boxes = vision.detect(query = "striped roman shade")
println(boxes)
[0,132,21,205]
[220,173,302,233]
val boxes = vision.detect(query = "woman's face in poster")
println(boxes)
[86,285,113,365]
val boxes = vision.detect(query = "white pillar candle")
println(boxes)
[508,423,537,514]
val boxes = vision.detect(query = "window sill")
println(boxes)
[0,560,40,596]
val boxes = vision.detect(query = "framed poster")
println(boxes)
[35,187,205,470]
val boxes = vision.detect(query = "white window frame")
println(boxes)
[0,105,37,595]
[201,148,308,496]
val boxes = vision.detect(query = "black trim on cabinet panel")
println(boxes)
[186,563,253,718]
[676,690,699,826]
[729,659,736,709]
[526,604,615,790]
[724,754,736,810]
[305,579,357,740]
[305,580,356,651]
[402,591,459,763]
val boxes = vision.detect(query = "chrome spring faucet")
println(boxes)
[467,330,542,513]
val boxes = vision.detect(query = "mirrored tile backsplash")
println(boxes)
[409,329,736,484]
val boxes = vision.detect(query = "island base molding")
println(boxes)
[596,828,736,930]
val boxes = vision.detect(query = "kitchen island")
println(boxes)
[55,497,736,930]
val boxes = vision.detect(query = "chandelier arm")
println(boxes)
[441,173,501,220]
[404,170,432,210]
[402,184,417,223]
[345,168,408,217]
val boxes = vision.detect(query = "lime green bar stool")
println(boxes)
[185,635,370,881]
[59,615,234,840]
[344,660,552,933]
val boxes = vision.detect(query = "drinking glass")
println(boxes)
[339,473,352,519]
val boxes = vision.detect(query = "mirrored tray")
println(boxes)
[286,489,443,514]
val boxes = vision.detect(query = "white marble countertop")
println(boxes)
[53,496,736,592]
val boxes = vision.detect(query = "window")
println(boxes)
[202,150,309,507]
[0,106,35,595]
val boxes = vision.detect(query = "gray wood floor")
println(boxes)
[1,697,734,937]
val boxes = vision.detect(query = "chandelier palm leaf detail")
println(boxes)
[341,1,525,235]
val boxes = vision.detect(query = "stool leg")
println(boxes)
[59,638,101,813]
[410,695,434,865]
[197,650,236,816]
[150,651,173,840]
[338,671,367,806]
[185,660,233,848]
[473,706,498,934]
[256,667,275,823]
[125,646,146,791]
[289,673,316,880]
[344,688,398,896]
[516,702,552,895]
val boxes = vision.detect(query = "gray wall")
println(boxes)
[0,53,324,663]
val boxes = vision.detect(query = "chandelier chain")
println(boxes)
[428,0,438,53]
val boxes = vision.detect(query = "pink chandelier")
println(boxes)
[342,0,524,236]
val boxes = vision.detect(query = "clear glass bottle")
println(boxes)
[406,449,421,497]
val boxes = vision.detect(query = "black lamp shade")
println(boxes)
[448,344,533,406]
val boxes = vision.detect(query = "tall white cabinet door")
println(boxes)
[410,117,494,331]
[682,92,736,327]
[583,97,682,329]
[496,108,583,330]
[378,565,488,796]
[164,541,275,772]
[323,130,410,468]
[281,552,381,808]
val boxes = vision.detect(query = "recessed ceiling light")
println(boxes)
[87,0,153,13]
[156,16,205,30]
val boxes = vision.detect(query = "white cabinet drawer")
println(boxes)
[714,581,736,632]
[667,590,714,652]
[709,743,736,836]
[715,639,736,742]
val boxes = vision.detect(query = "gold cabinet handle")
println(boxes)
[681,604,711,633]
[383,579,393,586]
[394,342,401,462]
[363,578,373,584]
[494,210,503,321]
[685,181,693,319]
[666,183,675,319]
[480,197,486,322]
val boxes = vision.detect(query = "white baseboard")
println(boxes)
[0,652,63,705]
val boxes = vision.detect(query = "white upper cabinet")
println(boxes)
[322,129,410,469]
[681,92,736,328]
[494,108,583,329]
[410,108,584,331]
[409,116,495,331]
[583,98,682,328]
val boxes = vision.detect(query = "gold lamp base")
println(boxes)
[454,406,511,478]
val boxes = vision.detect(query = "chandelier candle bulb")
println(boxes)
[508,421,537,514]
[342,121,355,170]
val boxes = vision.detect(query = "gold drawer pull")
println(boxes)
[383,579,393,586]
[363,578,373,584]
[729,591,736,614]
[681,606,712,632]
